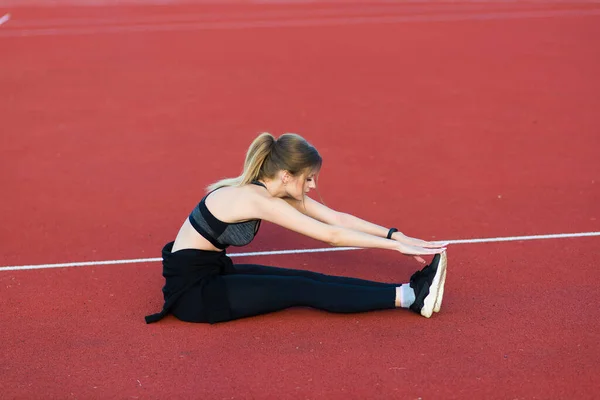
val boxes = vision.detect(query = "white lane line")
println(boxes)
[1,231,599,272]
[1,8,600,37]
[2,4,553,28]
[0,13,10,26]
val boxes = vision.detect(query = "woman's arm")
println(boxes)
[285,195,447,263]
[256,194,444,257]
[336,212,447,247]
[289,196,446,244]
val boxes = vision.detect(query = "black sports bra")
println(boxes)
[187,181,266,249]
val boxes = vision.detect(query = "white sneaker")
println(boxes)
[409,253,445,318]
[434,251,447,313]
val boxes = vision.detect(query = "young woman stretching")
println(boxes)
[145,133,448,324]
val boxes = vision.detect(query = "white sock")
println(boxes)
[397,284,415,308]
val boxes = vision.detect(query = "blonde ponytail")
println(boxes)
[207,132,322,192]
[207,133,275,191]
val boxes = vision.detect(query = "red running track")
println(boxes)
[1,2,599,399]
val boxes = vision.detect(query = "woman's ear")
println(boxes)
[281,170,291,185]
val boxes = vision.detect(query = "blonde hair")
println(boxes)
[207,132,322,192]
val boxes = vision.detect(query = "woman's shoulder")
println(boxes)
[204,183,272,220]
[208,182,267,198]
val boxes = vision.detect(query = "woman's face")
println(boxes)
[286,170,318,200]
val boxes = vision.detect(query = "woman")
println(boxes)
[145,133,448,324]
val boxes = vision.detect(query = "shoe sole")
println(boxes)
[433,251,447,313]
[421,254,444,318]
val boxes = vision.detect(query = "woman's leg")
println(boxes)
[171,262,442,323]
[224,273,397,321]
[232,263,401,288]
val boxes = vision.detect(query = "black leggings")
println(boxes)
[226,264,399,320]
[173,264,400,323]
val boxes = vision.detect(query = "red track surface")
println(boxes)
[1,2,599,399]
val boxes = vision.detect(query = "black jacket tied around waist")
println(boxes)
[145,241,235,324]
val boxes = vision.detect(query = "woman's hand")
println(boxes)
[392,232,448,264]
[395,242,446,264]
